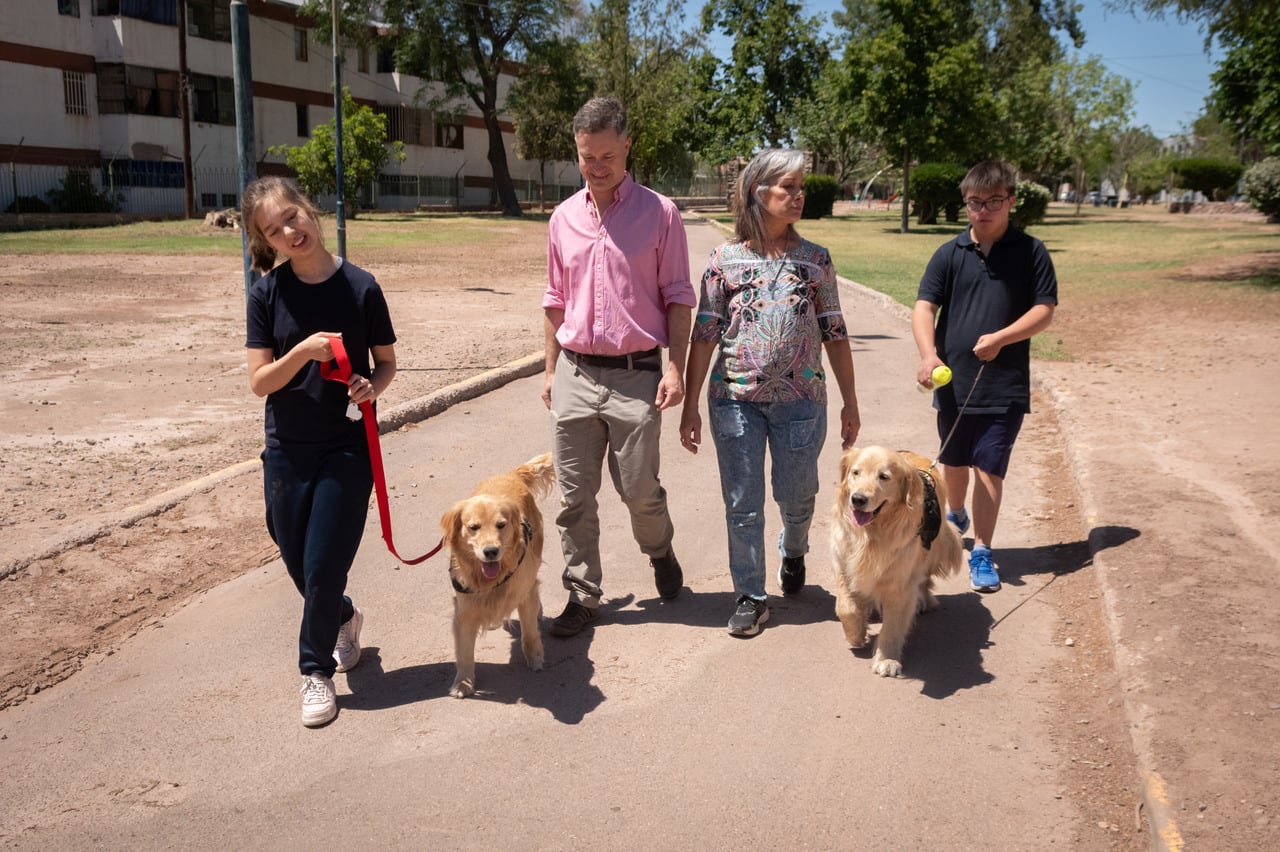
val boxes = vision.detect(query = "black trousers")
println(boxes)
[263,443,371,677]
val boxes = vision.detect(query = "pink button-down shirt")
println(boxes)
[543,174,695,356]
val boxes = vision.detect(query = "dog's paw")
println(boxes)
[449,678,476,698]
[525,651,544,671]
[872,657,903,677]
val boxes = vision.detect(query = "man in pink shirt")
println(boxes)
[541,96,697,637]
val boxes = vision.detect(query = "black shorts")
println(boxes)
[936,410,1025,478]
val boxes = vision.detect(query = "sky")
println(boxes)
[680,1,1217,140]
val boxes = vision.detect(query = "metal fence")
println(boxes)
[2,162,728,217]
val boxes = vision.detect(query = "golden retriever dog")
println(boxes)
[440,452,555,698]
[829,446,964,677]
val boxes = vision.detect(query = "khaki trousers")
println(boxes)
[550,350,675,606]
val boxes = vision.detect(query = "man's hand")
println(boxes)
[654,364,685,410]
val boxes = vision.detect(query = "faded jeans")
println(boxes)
[708,397,826,601]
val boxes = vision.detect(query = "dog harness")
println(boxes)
[916,469,942,550]
[450,519,534,594]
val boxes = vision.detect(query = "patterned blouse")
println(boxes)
[692,237,849,404]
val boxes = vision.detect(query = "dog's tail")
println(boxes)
[515,452,557,499]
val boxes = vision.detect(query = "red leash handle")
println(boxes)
[321,336,442,565]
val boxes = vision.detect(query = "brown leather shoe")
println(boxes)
[549,601,600,637]
[651,552,684,600]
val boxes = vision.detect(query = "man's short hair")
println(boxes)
[961,161,1017,196]
[573,96,628,138]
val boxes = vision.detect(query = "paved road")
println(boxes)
[1,218,1121,849]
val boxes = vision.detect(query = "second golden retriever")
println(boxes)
[440,452,555,698]
[829,446,964,677]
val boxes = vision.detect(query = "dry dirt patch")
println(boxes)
[1,222,549,708]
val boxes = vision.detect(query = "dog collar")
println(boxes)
[916,470,942,550]
[450,519,534,594]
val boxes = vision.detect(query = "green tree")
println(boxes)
[1050,56,1134,213]
[835,0,989,232]
[697,0,829,161]
[586,0,705,185]
[507,37,592,209]
[268,88,405,216]
[792,58,881,185]
[310,0,569,217]
[1209,21,1280,156]
[1170,157,1244,199]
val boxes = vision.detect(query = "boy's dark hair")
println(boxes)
[240,176,325,273]
[573,96,628,138]
[960,161,1017,197]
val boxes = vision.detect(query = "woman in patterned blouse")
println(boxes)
[679,149,861,637]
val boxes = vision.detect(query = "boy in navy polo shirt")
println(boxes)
[912,161,1058,592]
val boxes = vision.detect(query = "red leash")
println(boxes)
[320,336,442,565]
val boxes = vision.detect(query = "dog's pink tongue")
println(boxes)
[851,509,875,527]
[481,561,501,579]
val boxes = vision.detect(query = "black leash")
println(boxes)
[931,362,987,470]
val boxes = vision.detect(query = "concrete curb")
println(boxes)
[1,353,546,581]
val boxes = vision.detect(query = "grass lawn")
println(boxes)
[4,203,1276,363]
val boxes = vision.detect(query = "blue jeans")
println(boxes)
[263,444,371,677]
[708,398,826,600]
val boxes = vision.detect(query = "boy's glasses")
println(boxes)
[964,196,1009,212]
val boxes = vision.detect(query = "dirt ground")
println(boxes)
[2,207,1277,850]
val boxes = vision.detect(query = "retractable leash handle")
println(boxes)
[321,336,442,565]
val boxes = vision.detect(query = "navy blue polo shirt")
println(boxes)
[246,259,396,449]
[916,225,1057,414]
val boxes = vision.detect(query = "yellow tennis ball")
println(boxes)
[931,365,952,387]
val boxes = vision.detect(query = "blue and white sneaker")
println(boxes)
[969,549,1000,592]
[947,507,970,536]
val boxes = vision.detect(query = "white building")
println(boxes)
[0,0,576,214]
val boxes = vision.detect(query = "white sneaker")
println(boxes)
[334,606,364,673]
[300,673,337,727]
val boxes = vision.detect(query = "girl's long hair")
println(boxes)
[240,176,325,273]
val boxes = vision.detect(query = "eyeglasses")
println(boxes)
[964,196,1009,212]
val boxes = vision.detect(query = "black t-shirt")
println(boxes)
[245,259,396,448]
[916,226,1057,414]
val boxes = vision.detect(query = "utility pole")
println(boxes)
[332,2,346,259]
[231,0,258,296]
[177,0,195,219]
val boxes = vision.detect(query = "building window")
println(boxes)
[190,72,234,125]
[435,117,463,149]
[93,1,177,24]
[95,63,180,117]
[201,192,218,208]
[356,46,368,74]
[221,192,237,207]
[296,103,309,138]
[378,104,432,146]
[376,45,395,73]
[58,0,81,17]
[186,0,231,42]
[294,28,308,62]
[64,70,89,116]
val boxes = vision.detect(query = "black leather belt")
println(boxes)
[563,347,661,371]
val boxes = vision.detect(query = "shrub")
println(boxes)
[1011,180,1051,229]
[1241,157,1280,222]
[1170,157,1245,201]
[801,174,840,219]
[908,162,966,225]
[4,195,52,214]
[46,168,116,213]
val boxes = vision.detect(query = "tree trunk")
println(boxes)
[482,109,523,216]
[899,142,910,234]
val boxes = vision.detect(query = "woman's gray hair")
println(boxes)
[733,148,807,251]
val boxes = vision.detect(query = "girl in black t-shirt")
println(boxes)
[242,177,397,728]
